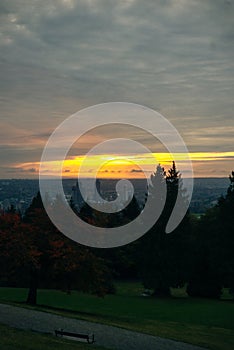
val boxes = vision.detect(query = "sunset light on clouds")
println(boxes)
[0,0,233,179]
[15,152,234,179]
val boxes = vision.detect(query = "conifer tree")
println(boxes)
[139,162,190,296]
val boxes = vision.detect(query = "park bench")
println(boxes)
[55,329,95,344]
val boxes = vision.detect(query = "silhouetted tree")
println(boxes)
[187,171,234,299]
[139,162,191,297]
[186,207,223,299]
[78,194,141,279]
[216,171,234,296]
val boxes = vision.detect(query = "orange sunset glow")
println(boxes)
[15,151,234,179]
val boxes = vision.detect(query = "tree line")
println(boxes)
[0,163,234,304]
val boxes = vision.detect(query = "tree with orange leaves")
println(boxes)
[0,193,112,305]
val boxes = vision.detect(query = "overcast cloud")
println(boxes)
[0,0,233,176]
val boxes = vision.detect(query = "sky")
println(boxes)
[0,0,234,178]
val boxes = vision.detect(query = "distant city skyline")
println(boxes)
[0,0,233,178]
[0,178,230,215]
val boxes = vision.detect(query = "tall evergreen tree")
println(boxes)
[139,162,190,296]
[186,207,223,299]
[187,171,234,299]
[216,171,234,296]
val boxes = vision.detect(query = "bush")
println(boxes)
[187,280,222,299]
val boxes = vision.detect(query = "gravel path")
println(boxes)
[0,303,206,350]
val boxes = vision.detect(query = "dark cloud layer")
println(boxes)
[0,0,233,176]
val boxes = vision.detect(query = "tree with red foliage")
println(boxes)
[0,211,41,295]
[0,193,112,305]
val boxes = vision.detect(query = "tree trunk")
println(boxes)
[26,268,38,305]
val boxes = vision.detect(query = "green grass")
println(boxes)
[0,283,234,350]
[0,323,107,350]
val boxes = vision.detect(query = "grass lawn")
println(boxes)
[0,282,234,350]
[0,323,107,350]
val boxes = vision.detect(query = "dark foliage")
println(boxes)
[0,192,113,305]
[139,162,191,297]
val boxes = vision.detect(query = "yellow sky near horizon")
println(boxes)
[15,151,234,179]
